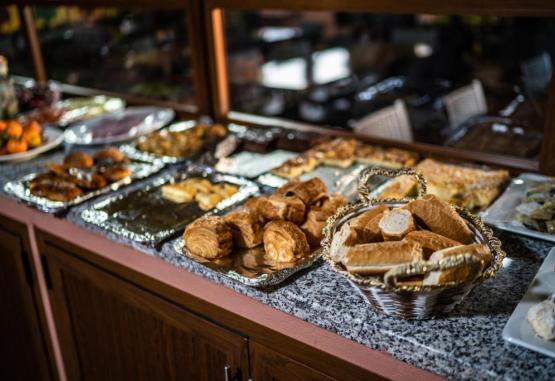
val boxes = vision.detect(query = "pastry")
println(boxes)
[94,147,126,164]
[281,177,328,206]
[422,244,491,285]
[378,174,418,200]
[360,212,388,243]
[63,151,94,169]
[528,297,555,340]
[225,209,264,248]
[98,164,132,182]
[321,138,357,168]
[515,179,555,234]
[183,216,233,259]
[29,175,83,202]
[378,208,416,240]
[405,194,474,244]
[271,155,319,178]
[355,144,418,168]
[162,178,238,210]
[301,195,347,246]
[263,220,310,262]
[403,230,461,258]
[343,241,423,275]
[259,194,306,225]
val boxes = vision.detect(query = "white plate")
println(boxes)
[64,106,174,145]
[503,247,555,358]
[482,173,554,243]
[0,126,64,163]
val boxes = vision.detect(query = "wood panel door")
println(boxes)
[41,240,249,381]
[250,341,337,381]
[0,223,52,381]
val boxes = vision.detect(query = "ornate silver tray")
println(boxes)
[81,165,260,246]
[172,238,322,288]
[4,161,164,214]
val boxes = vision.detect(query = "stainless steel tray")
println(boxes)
[215,149,297,179]
[482,173,555,243]
[4,161,164,214]
[173,238,322,288]
[119,120,197,164]
[81,165,260,245]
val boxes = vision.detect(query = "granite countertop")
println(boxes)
[2,147,555,381]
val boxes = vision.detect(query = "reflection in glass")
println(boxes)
[33,6,194,104]
[225,11,555,158]
[0,6,34,77]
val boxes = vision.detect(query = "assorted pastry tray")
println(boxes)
[176,177,347,288]
[4,148,163,214]
[119,121,227,164]
[482,173,555,243]
[81,165,259,246]
[503,247,555,358]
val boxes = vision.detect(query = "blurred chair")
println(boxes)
[351,99,413,142]
[442,79,487,128]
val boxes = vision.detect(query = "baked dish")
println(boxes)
[161,178,238,211]
[136,123,227,158]
[29,147,131,202]
[378,158,509,211]
[515,178,555,234]
[183,177,347,263]
[329,194,491,286]
[271,137,418,179]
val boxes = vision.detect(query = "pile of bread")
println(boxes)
[330,194,492,286]
[184,177,346,262]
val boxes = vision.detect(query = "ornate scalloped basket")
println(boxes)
[321,167,506,319]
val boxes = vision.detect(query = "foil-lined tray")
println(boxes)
[256,163,387,200]
[4,161,164,214]
[80,165,260,246]
[119,120,197,164]
[173,238,322,288]
[215,149,297,179]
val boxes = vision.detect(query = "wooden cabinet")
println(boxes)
[0,216,52,381]
[41,239,249,381]
[250,342,336,381]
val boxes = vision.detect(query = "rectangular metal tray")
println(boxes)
[119,120,198,164]
[3,161,164,214]
[172,237,322,288]
[482,173,555,243]
[80,165,260,246]
[215,149,297,179]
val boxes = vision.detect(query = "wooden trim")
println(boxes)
[205,6,230,119]
[0,195,442,381]
[18,5,46,82]
[227,111,540,173]
[540,65,555,175]
[13,0,190,9]
[207,0,555,16]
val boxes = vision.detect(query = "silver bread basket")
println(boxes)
[321,167,506,319]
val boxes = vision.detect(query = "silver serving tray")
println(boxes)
[80,165,260,245]
[482,173,555,243]
[4,161,164,214]
[119,120,197,164]
[173,238,322,288]
[215,149,297,179]
[256,163,384,200]
[503,247,555,358]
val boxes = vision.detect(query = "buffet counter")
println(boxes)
[1,149,555,381]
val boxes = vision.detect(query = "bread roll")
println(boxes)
[184,216,233,259]
[422,244,491,285]
[360,212,386,243]
[378,208,416,240]
[404,194,474,244]
[329,222,353,263]
[263,221,310,262]
[224,209,264,248]
[343,241,422,275]
[403,230,461,258]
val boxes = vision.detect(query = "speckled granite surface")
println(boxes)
[2,149,555,381]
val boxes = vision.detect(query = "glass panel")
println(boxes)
[33,6,194,105]
[225,11,555,159]
[0,6,34,77]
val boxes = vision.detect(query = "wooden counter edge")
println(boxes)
[0,195,444,381]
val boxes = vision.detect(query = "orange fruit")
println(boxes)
[0,120,7,131]
[27,134,42,148]
[6,139,28,154]
[7,120,23,139]
[25,120,42,134]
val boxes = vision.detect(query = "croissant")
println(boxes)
[301,195,347,246]
[224,209,265,248]
[259,194,306,224]
[282,177,328,206]
[183,216,233,259]
[263,221,310,262]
